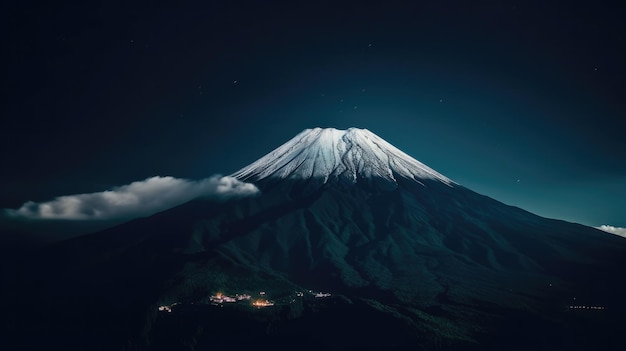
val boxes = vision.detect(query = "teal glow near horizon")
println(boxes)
[3,1,625,230]
[193,62,625,228]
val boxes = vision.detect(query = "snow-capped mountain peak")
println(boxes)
[233,127,455,186]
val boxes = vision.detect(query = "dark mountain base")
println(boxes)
[3,291,623,351]
[148,299,624,351]
[3,178,626,351]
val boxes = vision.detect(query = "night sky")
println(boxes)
[2,0,625,234]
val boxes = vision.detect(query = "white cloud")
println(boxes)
[596,225,626,239]
[5,175,259,220]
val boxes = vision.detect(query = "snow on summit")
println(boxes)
[233,127,455,186]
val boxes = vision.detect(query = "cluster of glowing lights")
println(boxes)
[569,305,606,310]
[159,289,333,313]
[314,292,331,298]
[211,291,274,308]
[210,292,252,304]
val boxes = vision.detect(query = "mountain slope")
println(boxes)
[5,128,626,351]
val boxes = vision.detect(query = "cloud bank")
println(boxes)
[5,175,259,221]
[596,225,626,239]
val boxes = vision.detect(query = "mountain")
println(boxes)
[4,128,626,351]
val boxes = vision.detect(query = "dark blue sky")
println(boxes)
[2,0,625,228]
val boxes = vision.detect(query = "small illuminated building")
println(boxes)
[158,305,172,313]
[236,294,251,301]
[252,299,274,308]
